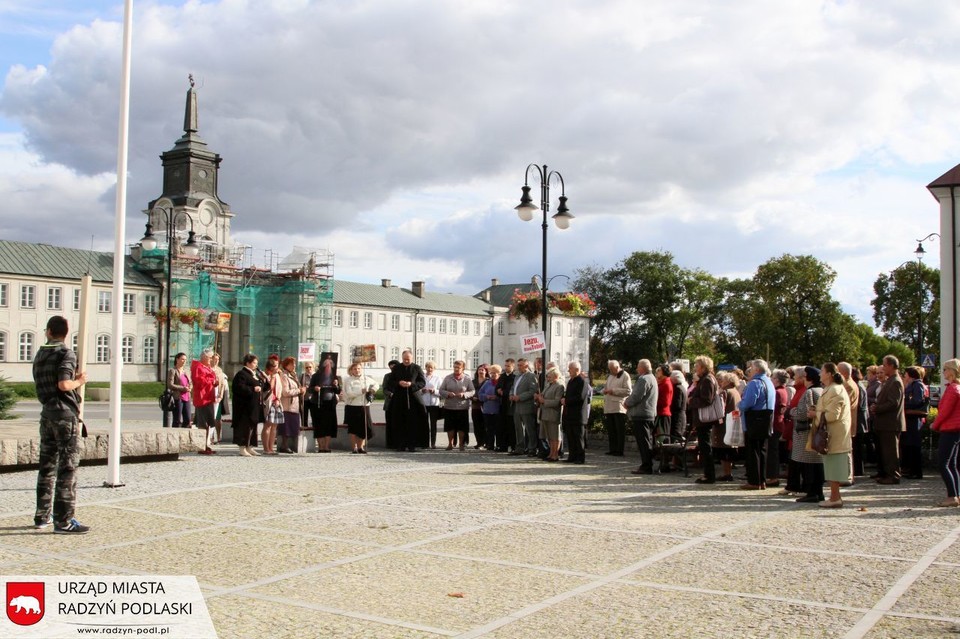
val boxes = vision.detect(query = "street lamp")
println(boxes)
[139,207,199,383]
[914,232,941,365]
[515,164,574,386]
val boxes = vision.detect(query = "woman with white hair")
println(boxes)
[421,361,443,449]
[536,367,566,461]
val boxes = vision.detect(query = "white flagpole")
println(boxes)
[106,0,134,488]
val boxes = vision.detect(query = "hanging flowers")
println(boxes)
[178,308,206,326]
[153,306,177,325]
[508,289,596,325]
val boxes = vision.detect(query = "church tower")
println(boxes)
[145,77,234,259]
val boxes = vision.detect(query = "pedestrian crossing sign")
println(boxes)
[921,354,936,368]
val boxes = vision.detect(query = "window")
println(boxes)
[47,287,61,310]
[405,316,412,331]
[121,335,134,363]
[73,288,81,311]
[0,331,5,361]
[334,309,343,327]
[267,309,280,326]
[497,320,505,336]
[123,293,136,314]
[450,319,458,335]
[0,283,7,307]
[485,321,491,336]
[391,346,400,361]
[428,348,437,363]
[391,314,400,331]
[439,318,447,334]
[428,317,437,333]
[143,336,156,364]
[97,291,111,313]
[96,335,110,363]
[463,320,470,335]
[72,334,78,352]
[569,322,575,336]
[580,323,587,338]
[554,351,561,364]
[18,332,34,361]
[471,350,480,369]
[349,311,358,328]
[416,348,424,365]
[364,312,373,330]
[554,320,561,336]
[474,321,481,336]
[144,294,158,314]
[417,316,425,332]
[449,350,457,368]
[378,313,386,330]
[20,285,35,309]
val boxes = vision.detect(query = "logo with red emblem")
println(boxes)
[6,581,45,626]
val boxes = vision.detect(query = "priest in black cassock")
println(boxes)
[385,350,429,451]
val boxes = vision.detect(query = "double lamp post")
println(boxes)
[514,164,574,386]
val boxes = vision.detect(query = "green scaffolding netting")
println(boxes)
[162,270,333,365]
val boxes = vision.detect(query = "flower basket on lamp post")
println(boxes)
[178,308,205,327]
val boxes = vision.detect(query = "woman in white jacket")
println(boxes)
[342,362,379,454]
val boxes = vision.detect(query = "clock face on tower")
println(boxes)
[199,207,214,226]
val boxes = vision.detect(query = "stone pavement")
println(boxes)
[0,446,958,638]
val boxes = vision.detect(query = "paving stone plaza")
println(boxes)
[1,443,958,638]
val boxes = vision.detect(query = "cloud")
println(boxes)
[0,0,957,325]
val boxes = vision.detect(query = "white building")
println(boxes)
[0,240,161,382]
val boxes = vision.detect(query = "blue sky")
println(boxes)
[0,0,956,330]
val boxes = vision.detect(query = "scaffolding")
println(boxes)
[136,244,334,368]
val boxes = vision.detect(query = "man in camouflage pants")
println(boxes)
[33,315,90,534]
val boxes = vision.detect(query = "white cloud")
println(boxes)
[0,0,957,326]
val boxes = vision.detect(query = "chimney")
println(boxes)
[491,277,499,287]
[481,290,491,302]
[381,279,392,288]
[412,281,425,298]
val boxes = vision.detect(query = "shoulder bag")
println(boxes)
[811,413,830,454]
[697,385,725,423]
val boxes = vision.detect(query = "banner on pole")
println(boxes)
[520,332,546,354]
[298,342,316,363]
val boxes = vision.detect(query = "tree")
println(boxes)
[851,322,915,368]
[871,262,940,360]
[573,251,724,366]
[717,254,860,366]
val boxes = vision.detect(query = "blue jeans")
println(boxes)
[171,397,191,428]
[938,431,960,498]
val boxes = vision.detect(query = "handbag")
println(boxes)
[159,390,177,412]
[698,389,725,423]
[267,402,284,424]
[744,409,773,439]
[723,411,745,447]
[811,414,830,454]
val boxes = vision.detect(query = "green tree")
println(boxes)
[0,376,17,420]
[573,251,724,366]
[717,254,860,366]
[871,262,939,360]
[851,322,915,368]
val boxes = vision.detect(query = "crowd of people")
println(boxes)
[160,346,960,510]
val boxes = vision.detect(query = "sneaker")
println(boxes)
[34,515,52,530]
[198,448,215,455]
[54,519,90,534]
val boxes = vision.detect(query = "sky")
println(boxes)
[0,0,956,328]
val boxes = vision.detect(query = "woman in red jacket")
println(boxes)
[933,358,960,507]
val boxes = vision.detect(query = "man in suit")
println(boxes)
[870,354,906,484]
[510,358,540,456]
[385,351,427,452]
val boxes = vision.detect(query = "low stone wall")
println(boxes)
[0,428,206,472]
